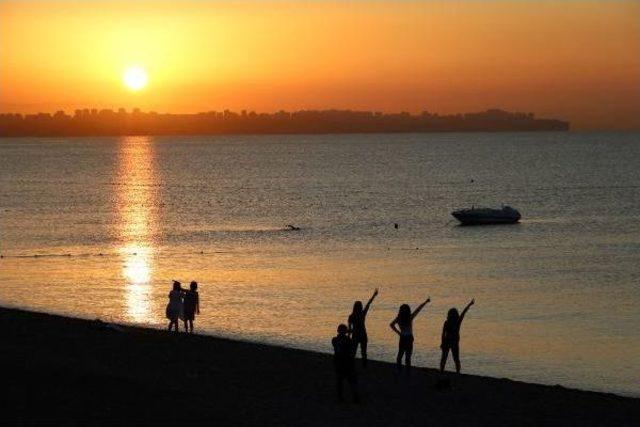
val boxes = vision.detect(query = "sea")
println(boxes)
[1,132,638,396]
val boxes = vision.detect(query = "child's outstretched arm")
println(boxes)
[460,299,475,323]
[196,293,200,314]
[363,288,379,315]
[411,297,431,319]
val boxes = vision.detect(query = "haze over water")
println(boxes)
[1,132,639,396]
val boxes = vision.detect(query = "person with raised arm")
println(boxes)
[440,299,475,374]
[348,288,379,368]
[389,297,430,373]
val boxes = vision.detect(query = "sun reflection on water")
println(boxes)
[116,136,159,323]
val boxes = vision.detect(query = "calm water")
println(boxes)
[1,132,639,396]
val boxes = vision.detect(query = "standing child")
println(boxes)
[348,288,378,368]
[332,324,359,403]
[389,297,430,373]
[440,299,474,374]
[182,281,200,333]
[166,281,184,332]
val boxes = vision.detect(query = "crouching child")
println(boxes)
[331,324,359,403]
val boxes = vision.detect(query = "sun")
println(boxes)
[123,66,148,91]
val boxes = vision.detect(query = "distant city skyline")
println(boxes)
[0,107,569,137]
[1,0,638,130]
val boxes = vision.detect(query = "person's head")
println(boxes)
[352,300,363,315]
[337,324,348,335]
[398,304,411,326]
[172,280,181,291]
[447,308,460,323]
[190,281,198,291]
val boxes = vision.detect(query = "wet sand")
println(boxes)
[2,307,638,426]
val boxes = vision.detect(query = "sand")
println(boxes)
[2,307,638,426]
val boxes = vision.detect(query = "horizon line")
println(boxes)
[1,106,567,120]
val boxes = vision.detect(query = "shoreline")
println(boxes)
[3,306,638,425]
[2,302,636,399]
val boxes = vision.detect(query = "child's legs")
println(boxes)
[404,348,413,368]
[404,336,414,368]
[335,372,345,399]
[440,346,450,372]
[189,319,194,332]
[452,343,461,373]
[347,371,359,402]
[396,341,405,368]
[360,335,368,366]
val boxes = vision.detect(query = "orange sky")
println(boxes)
[1,0,639,130]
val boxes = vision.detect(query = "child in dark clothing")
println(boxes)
[332,324,359,403]
[440,299,474,374]
[182,281,200,334]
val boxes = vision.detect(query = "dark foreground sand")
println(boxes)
[2,307,638,426]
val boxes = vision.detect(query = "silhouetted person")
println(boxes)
[348,288,378,368]
[389,298,430,374]
[440,299,474,374]
[166,281,184,332]
[332,324,359,403]
[182,281,200,333]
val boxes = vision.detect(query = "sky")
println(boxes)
[1,0,639,130]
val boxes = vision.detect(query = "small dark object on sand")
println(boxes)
[286,224,300,231]
[394,223,398,229]
[92,319,124,333]
[435,377,452,391]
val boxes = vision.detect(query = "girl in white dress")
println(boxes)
[166,281,184,332]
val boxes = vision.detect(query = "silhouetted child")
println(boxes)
[166,281,184,332]
[182,281,200,333]
[389,298,430,373]
[440,299,474,374]
[332,324,359,403]
[348,288,378,368]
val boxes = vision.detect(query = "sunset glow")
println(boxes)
[123,66,148,91]
[1,0,639,130]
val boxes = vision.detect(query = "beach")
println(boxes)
[3,307,638,426]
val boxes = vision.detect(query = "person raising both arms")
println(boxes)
[348,288,379,368]
[440,299,474,374]
[389,297,430,374]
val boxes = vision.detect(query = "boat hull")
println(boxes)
[452,207,521,225]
